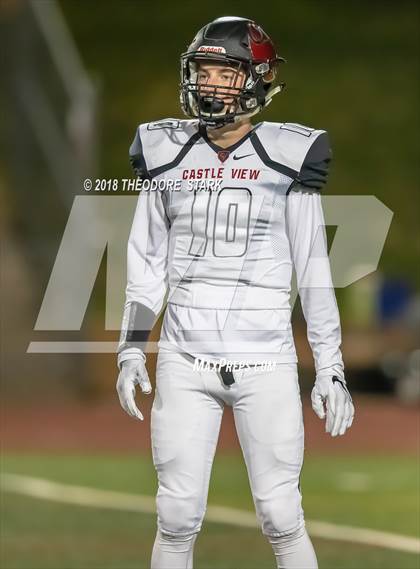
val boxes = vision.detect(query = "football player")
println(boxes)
[116,16,354,569]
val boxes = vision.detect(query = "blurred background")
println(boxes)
[1,1,419,568]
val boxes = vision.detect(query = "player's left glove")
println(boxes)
[311,375,355,437]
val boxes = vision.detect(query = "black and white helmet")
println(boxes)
[180,16,285,128]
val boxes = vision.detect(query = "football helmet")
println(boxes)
[180,16,285,128]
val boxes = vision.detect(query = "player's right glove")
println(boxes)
[311,375,355,437]
[116,358,152,421]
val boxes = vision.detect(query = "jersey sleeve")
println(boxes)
[297,131,332,190]
[129,127,150,179]
[286,186,345,378]
[117,129,170,368]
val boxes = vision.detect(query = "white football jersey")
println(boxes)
[118,119,344,377]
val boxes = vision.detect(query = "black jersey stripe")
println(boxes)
[250,132,299,181]
[149,131,202,178]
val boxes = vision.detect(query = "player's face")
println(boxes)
[196,62,246,106]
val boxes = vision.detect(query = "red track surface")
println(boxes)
[1,396,418,454]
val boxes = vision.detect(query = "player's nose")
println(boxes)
[200,82,213,94]
[208,73,221,87]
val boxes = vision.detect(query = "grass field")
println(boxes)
[1,452,418,569]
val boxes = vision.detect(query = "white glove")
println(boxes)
[116,359,152,421]
[311,375,355,437]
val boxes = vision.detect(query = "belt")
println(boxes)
[178,352,236,387]
[219,366,235,387]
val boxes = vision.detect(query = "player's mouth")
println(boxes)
[198,95,227,114]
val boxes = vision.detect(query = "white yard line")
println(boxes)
[1,473,419,555]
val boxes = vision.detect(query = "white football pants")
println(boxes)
[150,350,317,569]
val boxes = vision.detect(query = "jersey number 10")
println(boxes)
[188,187,252,258]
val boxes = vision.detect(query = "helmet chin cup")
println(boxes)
[198,96,225,114]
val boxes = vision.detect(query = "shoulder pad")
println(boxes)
[256,122,331,190]
[297,130,331,190]
[257,121,326,172]
[129,119,199,176]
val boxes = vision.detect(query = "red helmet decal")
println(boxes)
[248,23,276,62]
[248,24,265,43]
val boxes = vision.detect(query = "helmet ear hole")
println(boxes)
[263,60,280,83]
[263,69,276,83]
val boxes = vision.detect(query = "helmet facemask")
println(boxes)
[180,53,283,129]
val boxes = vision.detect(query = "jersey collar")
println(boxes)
[199,122,262,154]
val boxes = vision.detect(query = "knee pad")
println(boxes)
[257,491,303,537]
[157,493,205,537]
